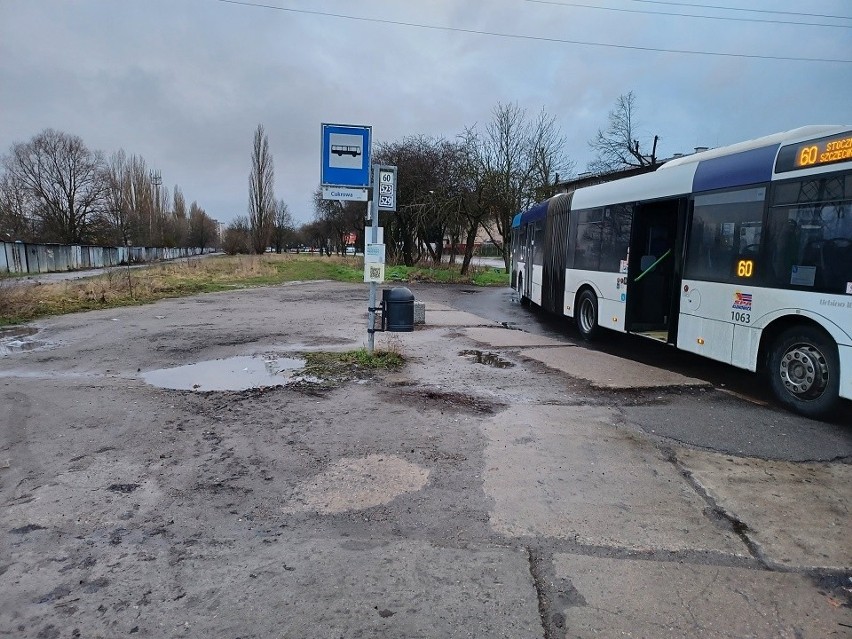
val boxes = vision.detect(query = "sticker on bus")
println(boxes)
[732,292,752,311]
[791,265,816,287]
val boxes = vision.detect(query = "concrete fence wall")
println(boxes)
[1,242,211,275]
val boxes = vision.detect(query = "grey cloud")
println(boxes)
[1,0,850,225]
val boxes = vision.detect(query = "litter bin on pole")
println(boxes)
[381,287,414,332]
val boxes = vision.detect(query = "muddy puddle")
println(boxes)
[142,355,306,391]
[459,349,514,369]
[0,326,47,355]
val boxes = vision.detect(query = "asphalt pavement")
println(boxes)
[1,280,849,638]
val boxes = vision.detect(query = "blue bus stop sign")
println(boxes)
[321,123,372,187]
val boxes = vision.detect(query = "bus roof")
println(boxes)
[571,125,851,210]
[660,125,849,170]
[514,126,852,221]
[571,162,697,210]
[519,199,549,225]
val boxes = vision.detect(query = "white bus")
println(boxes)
[511,126,852,418]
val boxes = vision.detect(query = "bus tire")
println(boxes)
[766,325,840,419]
[576,289,600,341]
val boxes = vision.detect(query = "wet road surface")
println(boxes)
[1,280,849,638]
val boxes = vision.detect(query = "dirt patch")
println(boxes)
[384,387,506,415]
[282,454,430,514]
[107,483,140,494]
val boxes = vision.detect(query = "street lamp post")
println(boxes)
[150,170,162,247]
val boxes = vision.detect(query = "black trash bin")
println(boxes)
[382,287,414,332]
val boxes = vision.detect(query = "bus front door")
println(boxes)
[626,199,685,342]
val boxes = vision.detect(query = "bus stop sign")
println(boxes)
[321,123,372,188]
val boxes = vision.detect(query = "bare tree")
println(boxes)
[4,128,107,243]
[373,135,464,266]
[482,103,532,271]
[166,185,188,248]
[248,124,275,254]
[128,155,155,245]
[311,189,352,255]
[455,126,497,275]
[588,91,660,172]
[529,108,574,201]
[223,215,251,254]
[104,149,134,246]
[105,151,156,246]
[0,170,34,241]
[2,130,209,247]
[300,218,332,255]
[271,199,295,253]
[474,103,572,271]
[187,201,217,250]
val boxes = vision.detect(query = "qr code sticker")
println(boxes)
[370,266,382,279]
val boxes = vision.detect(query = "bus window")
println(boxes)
[767,173,852,292]
[533,221,545,264]
[685,187,766,283]
[512,227,525,264]
[574,209,603,271]
[601,204,633,272]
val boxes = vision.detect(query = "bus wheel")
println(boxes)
[576,289,599,341]
[766,326,840,418]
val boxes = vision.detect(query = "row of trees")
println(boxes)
[299,105,556,272]
[305,102,573,273]
[2,94,657,264]
[0,129,218,248]
[303,93,660,274]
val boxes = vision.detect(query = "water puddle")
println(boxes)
[142,355,306,391]
[0,326,43,355]
[458,349,514,369]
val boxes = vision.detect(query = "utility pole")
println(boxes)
[150,169,162,247]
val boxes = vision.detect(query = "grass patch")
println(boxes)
[303,348,404,376]
[472,267,510,286]
[385,263,509,286]
[294,348,405,392]
[0,253,508,325]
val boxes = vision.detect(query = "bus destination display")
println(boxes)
[776,130,852,173]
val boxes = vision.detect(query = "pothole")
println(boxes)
[388,388,504,415]
[0,326,47,355]
[142,355,306,391]
[459,349,514,369]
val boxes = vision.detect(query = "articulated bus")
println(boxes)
[511,126,852,418]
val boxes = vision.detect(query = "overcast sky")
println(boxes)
[1,0,850,226]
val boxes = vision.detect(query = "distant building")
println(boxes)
[556,145,712,194]
[556,164,660,194]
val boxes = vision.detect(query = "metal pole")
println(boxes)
[367,164,380,353]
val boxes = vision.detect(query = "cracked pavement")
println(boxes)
[1,280,850,638]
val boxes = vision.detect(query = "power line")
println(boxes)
[629,0,852,21]
[213,0,852,64]
[525,0,850,29]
